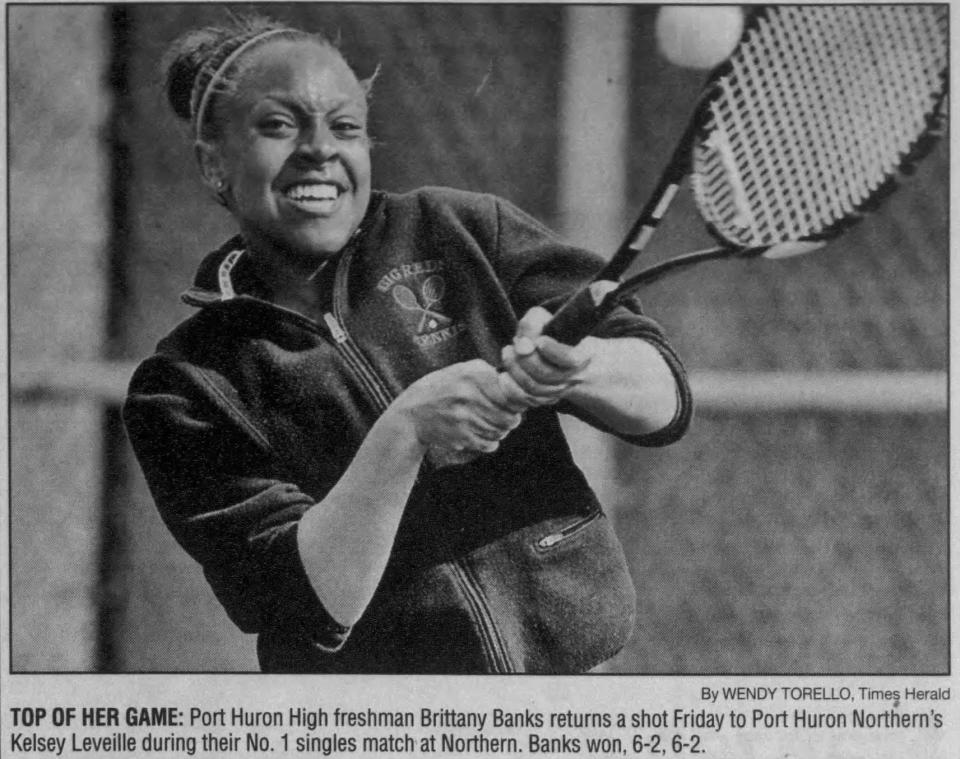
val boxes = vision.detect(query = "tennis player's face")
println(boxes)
[205,40,371,263]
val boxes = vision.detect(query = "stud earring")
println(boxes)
[214,179,229,207]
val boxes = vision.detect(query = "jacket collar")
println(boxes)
[181,191,387,309]
[181,236,251,307]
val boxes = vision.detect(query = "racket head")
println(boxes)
[421,274,446,305]
[688,5,948,252]
[392,284,420,310]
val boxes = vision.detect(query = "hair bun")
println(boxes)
[162,16,288,124]
[163,27,234,122]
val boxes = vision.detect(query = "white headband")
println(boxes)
[191,28,293,141]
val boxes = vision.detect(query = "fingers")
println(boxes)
[514,306,591,370]
[456,363,523,445]
[496,370,540,412]
[464,362,529,415]
[513,306,552,357]
[529,335,590,372]
[500,346,567,404]
[503,307,594,404]
[400,360,524,455]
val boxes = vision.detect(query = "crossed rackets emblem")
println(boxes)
[391,275,453,333]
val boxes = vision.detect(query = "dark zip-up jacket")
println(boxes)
[123,187,692,673]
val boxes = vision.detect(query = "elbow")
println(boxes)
[642,381,682,435]
[614,338,693,445]
[613,371,682,437]
[637,362,693,446]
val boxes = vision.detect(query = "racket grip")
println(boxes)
[428,282,616,466]
[542,282,617,345]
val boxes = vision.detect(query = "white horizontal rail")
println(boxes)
[690,371,947,414]
[12,360,141,404]
[9,360,948,414]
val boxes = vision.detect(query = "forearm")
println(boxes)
[564,336,679,435]
[296,356,522,627]
[297,409,425,626]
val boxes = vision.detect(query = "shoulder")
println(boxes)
[377,187,560,252]
[383,186,499,215]
[125,308,237,399]
[123,310,270,452]
[156,308,230,362]
[379,186,506,233]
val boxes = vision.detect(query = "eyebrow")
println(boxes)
[257,93,365,115]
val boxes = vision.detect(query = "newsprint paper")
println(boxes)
[3,2,957,758]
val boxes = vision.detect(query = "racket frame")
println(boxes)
[542,5,948,346]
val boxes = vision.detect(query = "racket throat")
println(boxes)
[760,240,826,260]
[587,280,621,307]
[625,183,682,251]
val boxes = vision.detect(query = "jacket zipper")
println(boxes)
[321,257,514,673]
[537,510,601,549]
[321,313,393,413]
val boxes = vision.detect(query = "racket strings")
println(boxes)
[692,5,947,248]
[735,8,877,239]
[774,10,851,223]
[826,11,887,202]
[789,12,853,221]
[757,11,827,233]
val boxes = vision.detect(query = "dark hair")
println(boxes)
[162,15,331,141]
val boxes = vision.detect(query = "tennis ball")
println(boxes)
[655,6,744,69]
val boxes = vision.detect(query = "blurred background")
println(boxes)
[9,4,947,673]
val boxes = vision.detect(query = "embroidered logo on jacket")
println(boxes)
[377,259,466,347]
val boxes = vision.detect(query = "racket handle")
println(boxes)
[542,282,618,345]
[427,282,617,467]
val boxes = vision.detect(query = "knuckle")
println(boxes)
[465,358,488,373]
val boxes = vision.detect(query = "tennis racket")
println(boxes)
[543,4,949,345]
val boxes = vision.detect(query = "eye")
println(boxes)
[258,115,296,136]
[331,119,366,139]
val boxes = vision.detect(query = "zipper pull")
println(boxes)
[537,533,565,549]
[323,312,348,344]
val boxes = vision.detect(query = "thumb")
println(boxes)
[514,306,552,356]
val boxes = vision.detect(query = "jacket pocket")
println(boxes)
[460,509,637,673]
[535,509,602,550]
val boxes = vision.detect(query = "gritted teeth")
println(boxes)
[284,182,342,201]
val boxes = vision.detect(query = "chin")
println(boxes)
[301,232,354,256]
[246,218,360,264]
[276,223,354,259]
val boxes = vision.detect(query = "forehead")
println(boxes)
[233,39,365,111]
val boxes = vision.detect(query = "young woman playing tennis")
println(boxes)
[123,17,692,673]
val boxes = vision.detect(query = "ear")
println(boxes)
[194,139,227,195]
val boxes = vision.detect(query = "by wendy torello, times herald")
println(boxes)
[695,684,950,730]
[702,685,951,704]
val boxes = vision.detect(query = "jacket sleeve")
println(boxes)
[489,196,693,446]
[122,356,351,652]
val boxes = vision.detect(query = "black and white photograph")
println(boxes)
[3,1,955,756]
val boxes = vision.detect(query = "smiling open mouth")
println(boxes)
[283,182,344,214]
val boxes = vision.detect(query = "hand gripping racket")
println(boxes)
[543,5,949,345]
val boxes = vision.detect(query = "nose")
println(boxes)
[296,121,337,163]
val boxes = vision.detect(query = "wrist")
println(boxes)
[374,405,429,460]
[562,336,604,398]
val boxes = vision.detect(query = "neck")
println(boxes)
[245,243,336,320]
